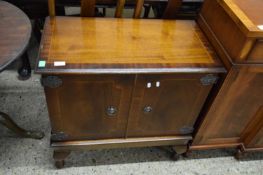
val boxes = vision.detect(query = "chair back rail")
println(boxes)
[134,0,144,18]
[115,0,126,17]
[81,0,96,17]
[48,0,182,18]
[163,0,182,19]
[48,0,56,17]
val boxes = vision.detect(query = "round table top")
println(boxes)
[0,1,31,72]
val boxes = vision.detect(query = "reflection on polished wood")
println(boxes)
[198,0,263,64]
[232,0,263,26]
[39,0,227,168]
[219,0,263,35]
[37,17,223,73]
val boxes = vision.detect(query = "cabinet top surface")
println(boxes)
[36,17,225,74]
[221,0,263,37]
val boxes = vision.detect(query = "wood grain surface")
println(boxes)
[126,73,214,137]
[45,75,134,140]
[36,17,225,74]
[220,0,263,36]
[232,0,263,26]
[241,106,263,148]
[0,1,31,71]
[51,136,192,150]
[193,66,263,146]
[198,0,263,64]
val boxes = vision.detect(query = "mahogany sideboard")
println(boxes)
[191,0,263,158]
[35,17,225,168]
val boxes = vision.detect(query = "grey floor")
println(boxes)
[0,24,263,175]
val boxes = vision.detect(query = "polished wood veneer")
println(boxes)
[36,17,224,74]
[193,66,263,145]
[192,0,263,158]
[232,0,263,26]
[37,16,226,167]
[197,0,263,64]
[36,0,263,165]
[0,1,31,71]
[52,136,192,150]
[0,1,44,141]
[44,72,223,167]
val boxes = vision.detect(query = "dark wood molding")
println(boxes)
[52,136,192,150]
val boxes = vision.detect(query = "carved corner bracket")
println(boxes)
[51,131,68,141]
[200,74,219,86]
[41,76,62,88]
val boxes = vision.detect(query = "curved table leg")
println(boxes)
[0,111,44,139]
[18,52,31,80]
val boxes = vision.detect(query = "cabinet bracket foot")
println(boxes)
[53,150,71,169]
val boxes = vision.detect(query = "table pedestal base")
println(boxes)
[18,52,31,80]
[0,111,44,139]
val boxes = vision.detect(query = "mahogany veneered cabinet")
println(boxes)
[193,66,263,147]
[36,17,225,167]
[35,0,263,167]
[45,74,214,140]
[192,0,263,158]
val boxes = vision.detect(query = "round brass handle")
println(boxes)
[143,106,153,113]
[106,106,117,116]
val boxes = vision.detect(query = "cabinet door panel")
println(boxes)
[44,75,134,141]
[127,74,214,137]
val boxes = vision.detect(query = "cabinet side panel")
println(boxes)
[44,85,62,133]
[241,106,263,148]
[248,40,263,63]
[246,129,263,148]
[200,0,248,61]
[193,66,263,146]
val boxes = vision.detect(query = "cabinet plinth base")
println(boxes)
[235,144,263,160]
[52,136,192,168]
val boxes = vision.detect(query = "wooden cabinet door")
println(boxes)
[44,75,134,141]
[193,66,263,147]
[126,74,215,138]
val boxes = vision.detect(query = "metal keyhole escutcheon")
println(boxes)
[144,106,153,113]
[106,106,117,116]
